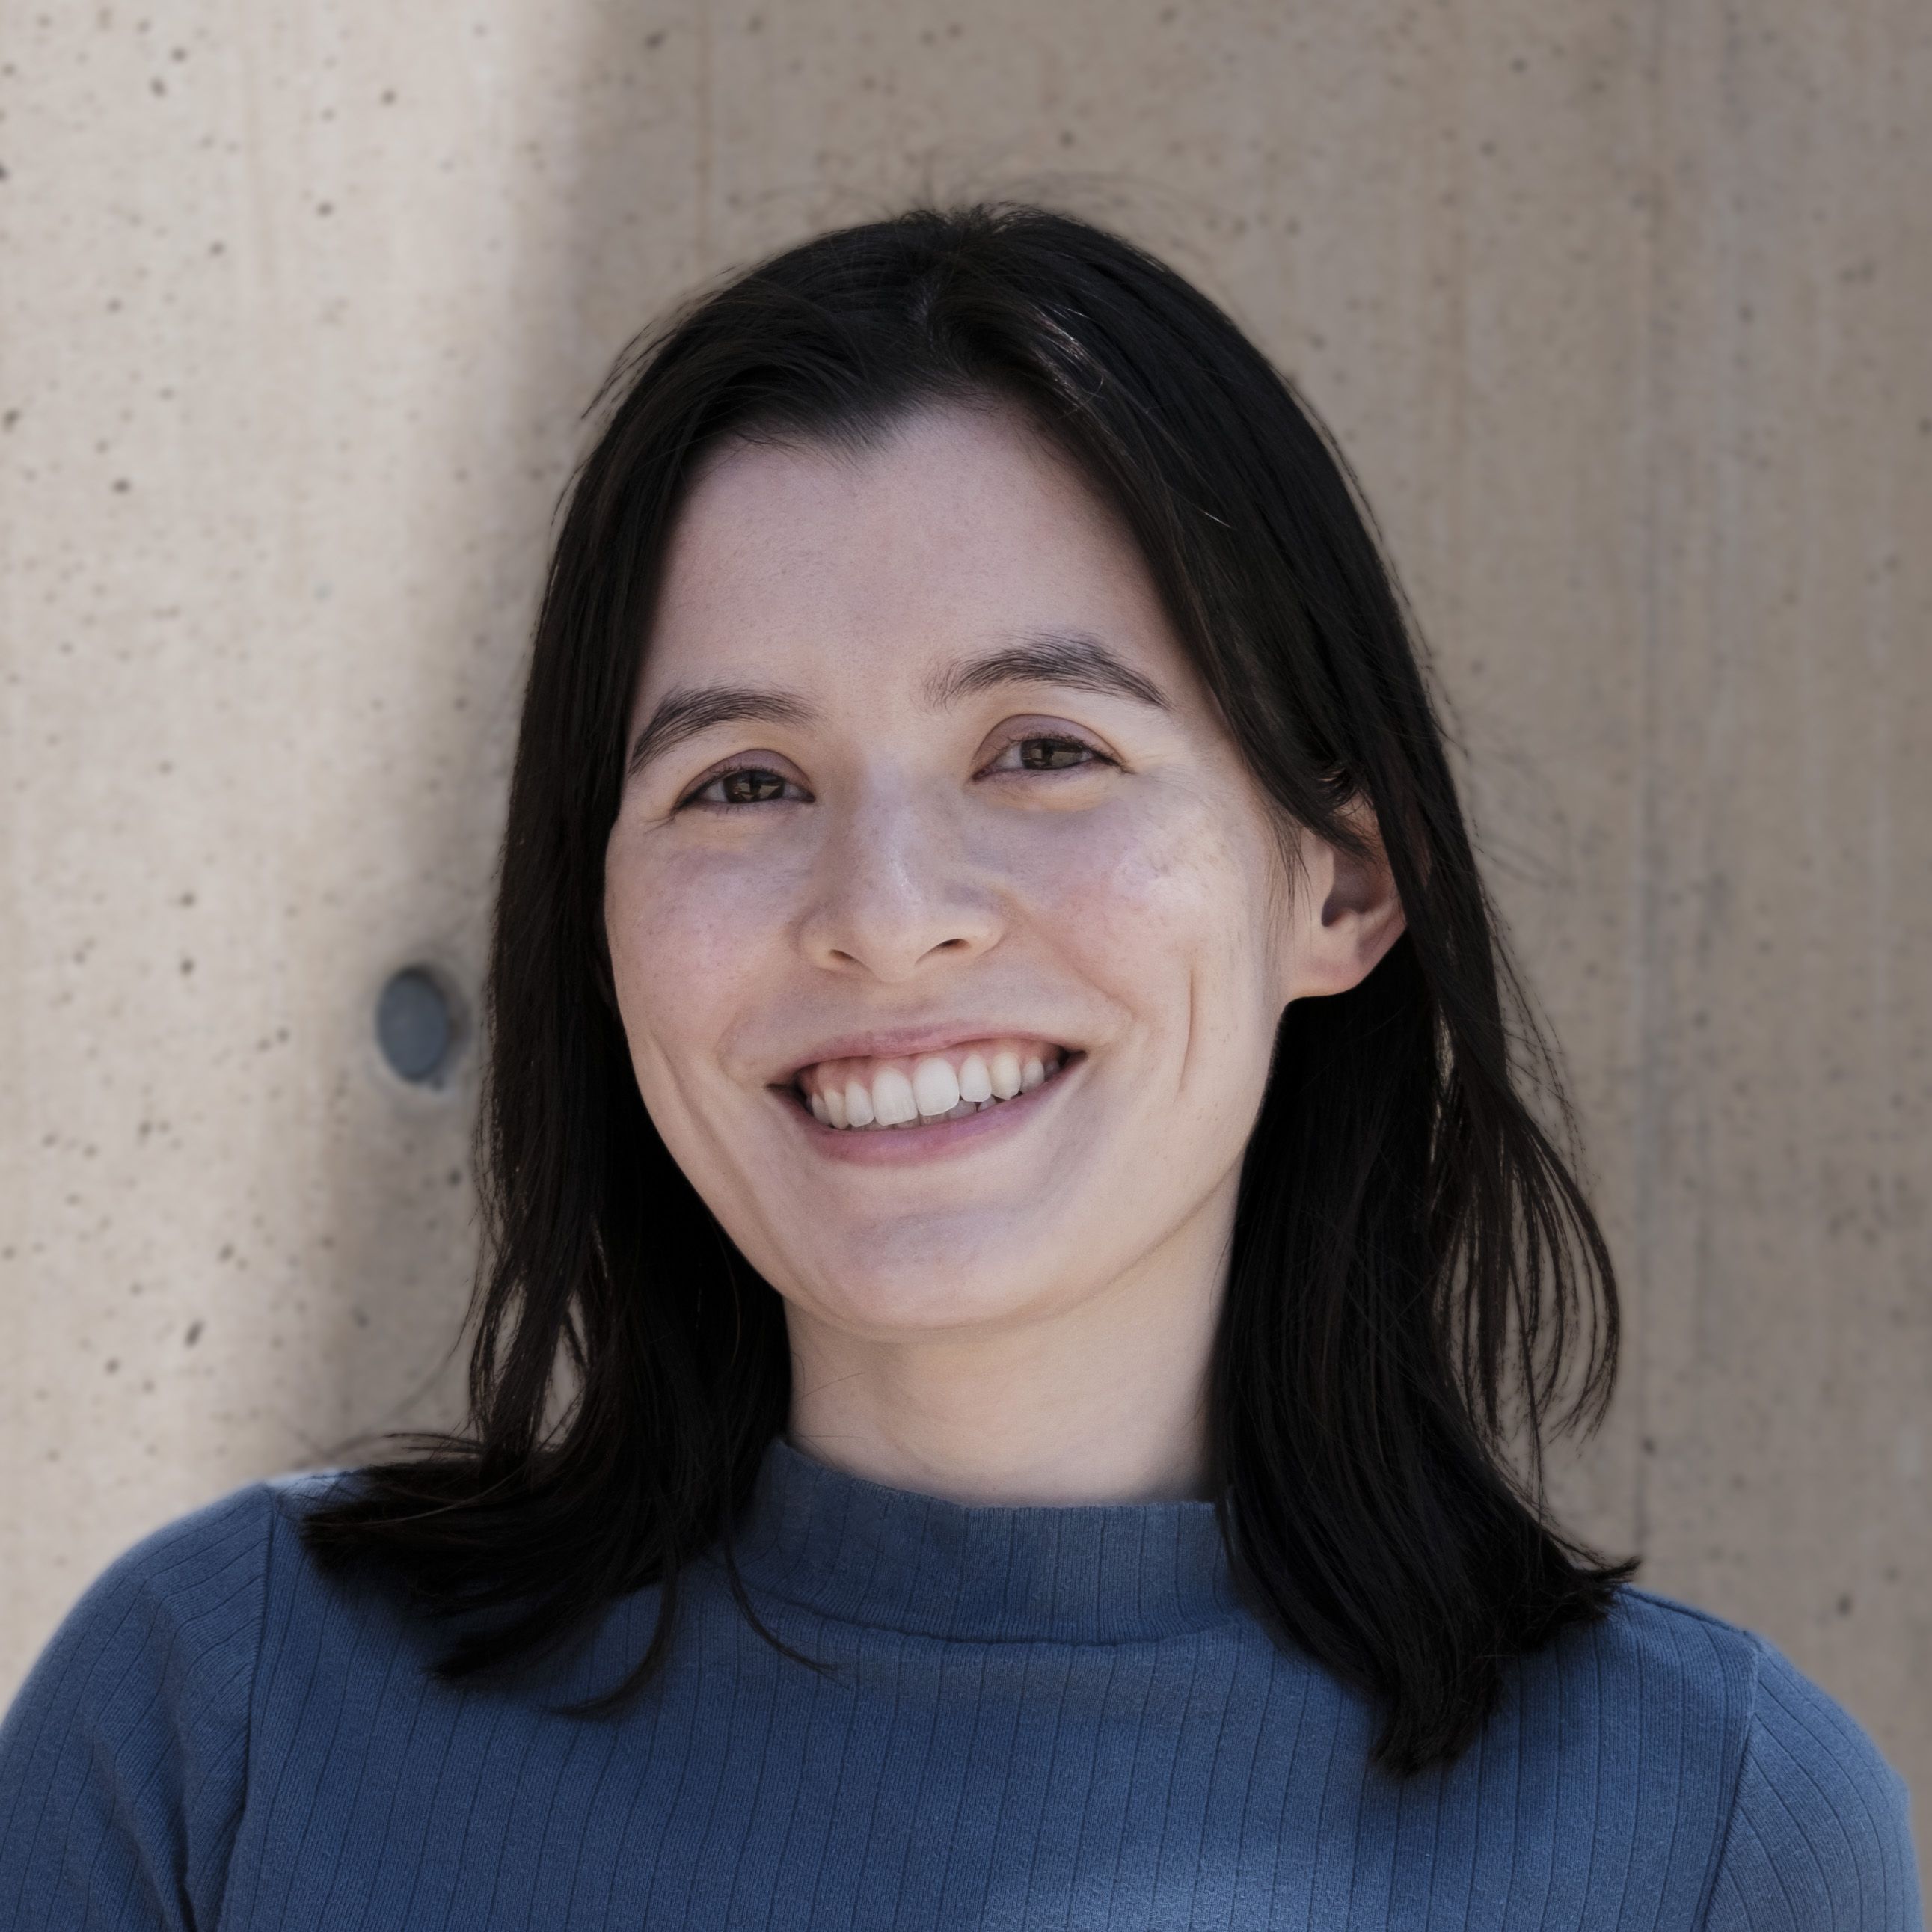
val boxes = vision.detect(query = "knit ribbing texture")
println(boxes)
[0,1435,1920,1928]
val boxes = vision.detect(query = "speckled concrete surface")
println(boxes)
[2,1,1928,1806]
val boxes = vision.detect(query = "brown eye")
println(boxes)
[1017,737,1094,771]
[683,764,803,809]
[720,768,788,804]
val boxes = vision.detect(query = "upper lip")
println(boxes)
[774,1024,1076,1085]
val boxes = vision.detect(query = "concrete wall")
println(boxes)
[4,0,1928,1809]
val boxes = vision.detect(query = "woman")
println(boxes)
[1,203,1919,1930]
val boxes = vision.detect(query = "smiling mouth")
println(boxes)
[790,1037,1076,1131]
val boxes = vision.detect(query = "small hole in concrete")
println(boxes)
[376,967,457,1085]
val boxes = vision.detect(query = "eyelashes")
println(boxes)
[681,765,809,809]
[981,732,1114,776]
[675,732,1119,812]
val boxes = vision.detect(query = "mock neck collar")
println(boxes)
[723,1434,1245,1644]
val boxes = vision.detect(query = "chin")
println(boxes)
[783,1227,1073,1337]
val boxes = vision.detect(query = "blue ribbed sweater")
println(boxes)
[0,1436,1920,1929]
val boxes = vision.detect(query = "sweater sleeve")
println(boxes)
[0,1484,275,1931]
[1702,1637,1924,1931]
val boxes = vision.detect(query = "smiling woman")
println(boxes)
[1,206,1919,1930]
[598,402,1387,1462]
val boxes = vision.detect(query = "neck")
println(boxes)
[782,1186,1231,1506]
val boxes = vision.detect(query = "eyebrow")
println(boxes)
[921,630,1171,714]
[625,685,818,778]
[625,628,1169,778]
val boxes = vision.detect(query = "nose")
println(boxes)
[797,775,1002,981]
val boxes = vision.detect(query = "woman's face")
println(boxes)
[605,402,1363,1343]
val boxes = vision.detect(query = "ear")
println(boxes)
[1280,803,1408,1003]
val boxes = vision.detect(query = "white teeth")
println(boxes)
[871,1067,919,1126]
[800,1040,1071,1130]
[911,1056,961,1117]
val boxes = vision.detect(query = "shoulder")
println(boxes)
[1581,1581,1774,1729]
[1527,1586,1922,1930]
[1497,1583,1766,1778]
[1,1468,356,1761]
[15,1468,354,1684]
[4,1473,325,1718]
[1702,1630,1922,1931]
[0,1471,356,1924]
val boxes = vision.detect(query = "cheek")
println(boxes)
[604,838,798,1069]
[1024,791,1281,1013]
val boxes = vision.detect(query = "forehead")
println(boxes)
[637,402,1183,707]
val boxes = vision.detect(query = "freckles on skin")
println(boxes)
[616,838,807,1031]
[1058,764,1292,1103]
[601,404,1310,1343]
[604,833,802,1153]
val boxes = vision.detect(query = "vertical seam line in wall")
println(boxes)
[1631,0,1672,1558]
[696,0,712,272]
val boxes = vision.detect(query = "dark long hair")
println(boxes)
[303,201,1634,1775]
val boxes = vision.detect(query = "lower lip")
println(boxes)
[774,1055,1084,1166]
